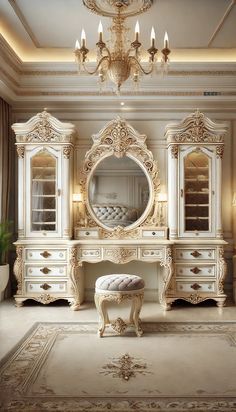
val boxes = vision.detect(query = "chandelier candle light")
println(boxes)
[74,0,170,93]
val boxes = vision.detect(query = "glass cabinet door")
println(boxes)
[183,149,211,233]
[31,149,57,232]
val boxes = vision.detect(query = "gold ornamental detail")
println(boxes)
[63,145,72,159]
[104,247,137,263]
[216,145,224,159]
[160,246,173,304]
[218,246,227,294]
[16,146,25,158]
[13,246,24,295]
[171,145,178,159]
[100,226,140,239]
[111,317,127,334]
[36,294,58,305]
[165,110,227,144]
[100,352,150,382]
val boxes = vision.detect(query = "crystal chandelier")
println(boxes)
[74,0,171,93]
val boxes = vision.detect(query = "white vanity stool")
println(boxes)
[95,274,145,337]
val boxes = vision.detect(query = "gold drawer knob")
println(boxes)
[190,283,201,290]
[40,251,51,259]
[40,267,51,274]
[190,267,201,274]
[40,283,51,290]
[190,250,201,258]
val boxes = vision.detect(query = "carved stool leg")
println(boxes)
[133,295,143,337]
[95,294,107,337]
[129,298,135,324]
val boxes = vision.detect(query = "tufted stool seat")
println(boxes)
[95,274,145,337]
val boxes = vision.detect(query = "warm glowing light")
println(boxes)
[158,193,168,202]
[98,21,103,34]
[135,21,140,34]
[151,27,155,41]
[72,193,82,202]
[75,39,80,50]
[120,101,125,106]
[81,29,86,42]
[164,31,169,48]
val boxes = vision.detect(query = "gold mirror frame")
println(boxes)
[79,117,160,238]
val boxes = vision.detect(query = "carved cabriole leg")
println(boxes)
[160,246,174,310]
[13,246,24,305]
[69,246,81,311]
[14,298,26,308]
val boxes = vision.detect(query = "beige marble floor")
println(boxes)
[0,298,236,362]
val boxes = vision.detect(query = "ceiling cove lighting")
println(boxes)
[74,0,170,93]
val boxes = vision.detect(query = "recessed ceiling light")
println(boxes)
[120,102,125,106]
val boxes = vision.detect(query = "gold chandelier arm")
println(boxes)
[128,56,154,75]
[82,55,110,75]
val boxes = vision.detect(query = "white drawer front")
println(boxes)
[76,229,99,239]
[26,281,67,293]
[142,229,166,238]
[176,265,215,277]
[80,248,101,259]
[26,265,67,277]
[176,281,215,293]
[141,248,163,259]
[26,249,67,261]
[175,248,215,261]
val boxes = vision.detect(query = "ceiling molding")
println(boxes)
[208,0,236,47]
[8,0,41,47]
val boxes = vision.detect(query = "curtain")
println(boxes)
[0,97,16,297]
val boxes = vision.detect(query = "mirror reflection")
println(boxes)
[88,155,150,228]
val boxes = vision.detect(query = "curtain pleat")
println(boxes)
[0,97,16,297]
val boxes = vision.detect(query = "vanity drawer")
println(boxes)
[175,264,215,277]
[176,281,215,293]
[26,249,67,261]
[25,281,67,293]
[79,248,101,260]
[142,229,167,238]
[26,265,67,277]
[104,247,138,263]
[140,248,163,259]
[75,229,99,239]
[175,248,215,261]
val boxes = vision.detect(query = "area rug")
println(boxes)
[1,322,236,412]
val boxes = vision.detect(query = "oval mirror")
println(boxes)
[88,155,150,229]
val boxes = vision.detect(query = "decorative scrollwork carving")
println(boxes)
[218,247,227,294]
[35,294,58,305]
[216,145,224,159]
[16,146,25,158]
[12,110,76,143]
[171,144,178,159]
[63,145,72,159]
[104,247,137,263]
[69,246,81,308]
[100,226,140,239]
[160,246,174,305]
[165,110,227,144]
[13,246,24,295]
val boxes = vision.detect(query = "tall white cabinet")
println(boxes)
[166,110,228,307]
[12,110,81,309]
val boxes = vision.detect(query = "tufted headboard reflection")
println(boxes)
[92,204,139,228]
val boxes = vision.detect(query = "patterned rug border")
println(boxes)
[1,321,236,412]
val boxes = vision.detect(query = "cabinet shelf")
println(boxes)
[32,222,56,225]
[185,191,209,194]
[32,209,56,212]
[185,204,209,207]
[185,217,208,220]
[32,195,56,198]
[32,179,56,182]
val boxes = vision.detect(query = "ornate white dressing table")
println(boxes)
[12,111,228,311]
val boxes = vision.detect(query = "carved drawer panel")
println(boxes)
[175,264,215,277]
[25,281,67,293]
[25,265,67,277]
[175,248,215,261]
[140,248,163,260]
[26,249,67,261]
[104,247,138,263]
[176,281,215,293]
[79,248,101,260]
